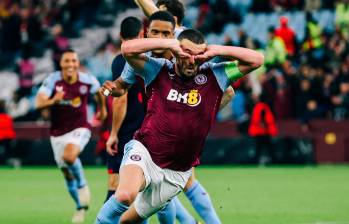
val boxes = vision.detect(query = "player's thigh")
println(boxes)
[62,143,80,163]
[119,204,145,224]
[116,164,146,205]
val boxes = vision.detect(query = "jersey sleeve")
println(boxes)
[122,55,166,86]
[37,73,57,97]
[89,75,101,94]
[208,61,243,91]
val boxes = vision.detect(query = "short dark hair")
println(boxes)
[177,29,205,44]
[62,49,76,54]
[148,11,175,29]
[156,0,185,25]
[120,16,143,40]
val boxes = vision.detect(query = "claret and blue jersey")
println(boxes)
[121,56,243,171]
[38,71,100,136]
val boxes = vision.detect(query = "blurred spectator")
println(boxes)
[305,0,322,11]
[15,49,35,96]
[0,4,21,68]
[331,81,349,120]
[265,27,287,68]
[251,0,273,12]
[0,99,16,165]
[335,0,349,40]
[6,90,31,121]
[248,93,278,165]
[275,16,297,57]
[303,12,324,65]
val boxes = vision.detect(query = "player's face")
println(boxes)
[147,20,174,54]
[176,39,206,78]
[60,52,80,81]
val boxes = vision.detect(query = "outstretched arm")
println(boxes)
[100,77,131,97]
[134,0,158,17]
[197,45,264,75]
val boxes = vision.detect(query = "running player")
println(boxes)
[135,1,231,222]
[96,29,264,223]
[35,49,107,223]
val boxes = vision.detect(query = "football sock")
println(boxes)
[65,179,81,209]
[156,199,176,224]
[68,158,86,188]
[173,196,196,224]
[95,196,128,224]
[185,181,221,224]
[105,190,115,203]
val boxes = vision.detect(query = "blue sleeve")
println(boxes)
[37,73,57,97]
[120,62,137,84]
[89,75,101,94]
[122,56,166,86]
[206,61,243,91]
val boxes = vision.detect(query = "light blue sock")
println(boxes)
[185,181,221,224]
[95,196,128,224]
[156,200,176,224]
[173,196,196,224]
[68,158,86,188]
[65,179,81,209]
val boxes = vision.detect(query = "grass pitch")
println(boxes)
[0,165,349,224]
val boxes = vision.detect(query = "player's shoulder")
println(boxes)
[78,72,98,85]
[43,71,62,84]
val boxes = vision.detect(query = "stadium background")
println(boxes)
[0,0,349,223]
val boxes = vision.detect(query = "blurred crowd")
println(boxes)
[0,0,348,128]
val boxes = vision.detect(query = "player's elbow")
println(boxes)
[251,52,264,69]
[121,41,136,58]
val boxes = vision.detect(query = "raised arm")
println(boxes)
[121,38,189,71]
[134,0,158,17]
[197,45,264,75]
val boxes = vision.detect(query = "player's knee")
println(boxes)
[115,190,136,206]
[62,153,76,165]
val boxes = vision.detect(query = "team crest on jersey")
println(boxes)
[167,89,201,107]
[130,154,141,161]
[194,74,207,85]
[79,85,88,94]
[56,86,63,92]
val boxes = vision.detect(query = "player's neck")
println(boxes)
[62,72,78,84]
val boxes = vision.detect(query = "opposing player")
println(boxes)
[96,29,263,223]
[35,49,107,223]
[104,17,145,202]
[135,1,233,222]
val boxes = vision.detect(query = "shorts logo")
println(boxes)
[194,74,207,85]
[79,85,88,94]
[167,89,201,107]
[130,154,141,161]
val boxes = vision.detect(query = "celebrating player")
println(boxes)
[35,50,107,223]
[135,1,234,222]
[96,29,263,223]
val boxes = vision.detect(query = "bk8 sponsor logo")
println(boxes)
[166,89,201,107]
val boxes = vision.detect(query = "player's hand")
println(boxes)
[106,134,118,156]
[171,40,191,59]
[100,81,117,96]
[195,45,218,63]
[52,91,65,104]
[96,107,107,121]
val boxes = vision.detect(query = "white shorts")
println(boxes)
[121,140,192,218]
[50,128,91,168]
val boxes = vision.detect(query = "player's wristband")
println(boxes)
[103,89,110,96]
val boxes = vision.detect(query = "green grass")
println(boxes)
[1,165,349,224]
